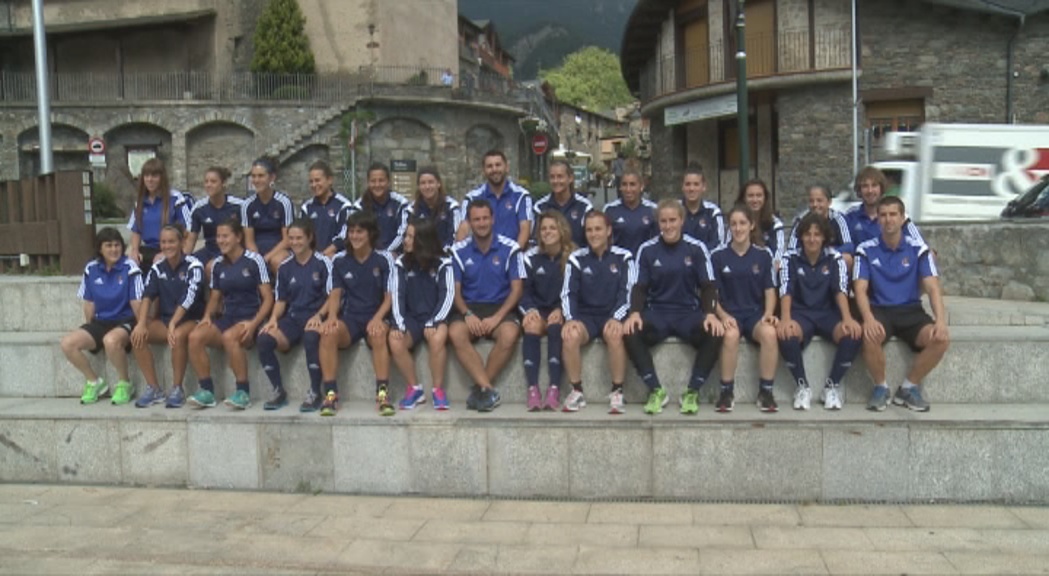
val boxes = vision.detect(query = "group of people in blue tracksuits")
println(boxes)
[60,151,949,417]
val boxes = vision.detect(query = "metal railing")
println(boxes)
[641,26,852,100]
[0,65,519,105]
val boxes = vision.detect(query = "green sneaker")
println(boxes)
[80,378,108,405]
[187,389,217,409]
[224,389,251,410]
[644,387,668,415]
[111,380,133,405]
[680,389,700,415]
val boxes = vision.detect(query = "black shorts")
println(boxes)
[872,305,934,351]
[575,313,612,342]
[345,313,391,347]
[80,318,134,354]
[734,310,765,342]
[139,247,160,267]
[792,309,841,347]
[642,309,706,342]
[449,302,520,337]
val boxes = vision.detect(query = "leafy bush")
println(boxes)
[251,0,316,74]
[92,183,125,219]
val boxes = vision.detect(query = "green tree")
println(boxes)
[251,0,316,74]
[539,46,634,111]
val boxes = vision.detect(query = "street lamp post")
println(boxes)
[735,0,749,190]
[32,0,53,174]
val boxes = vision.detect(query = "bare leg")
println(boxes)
[862,335,888,384]
[170,321,197,388]
[388,330,418,388]
[908,325,950,384]
[449,321,491,387]
[424,324,449,389]
[61,329,99,382]
[562,324,589,384]
[485,322,521,383]
[720,326,740,382]
[102,329,131,382]
[603,323,626,384]
[753,323,779,380]
[188,323,222,381]
[368,323,390,381]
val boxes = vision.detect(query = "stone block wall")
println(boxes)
[923,221,1049,301]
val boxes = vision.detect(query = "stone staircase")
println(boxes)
[1,277,1048,503]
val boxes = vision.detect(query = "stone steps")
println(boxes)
[1,398,1046,503]
[3,326,1048,406]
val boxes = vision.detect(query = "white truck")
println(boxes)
[832,123,1049,222]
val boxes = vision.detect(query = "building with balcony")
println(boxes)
[621,0,1049,211]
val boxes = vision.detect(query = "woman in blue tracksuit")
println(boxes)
[243,156,295,274]
[389,217,455,412]
[184,166,244,268]
[395,167,462,252]
[319,211,394,416]
[60,227,144,406]
[187,219,274,410]
[712,204,780,413]
[301,160,354,258]
[130,224,206,409]
[737,179,785,274]
[127,158,191,266]
[777,211,863,411]
[353,163,410,252]
[520,210,575,412]
[562,210,634,414]
[256,219,333,412]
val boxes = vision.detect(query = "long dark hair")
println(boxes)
[404,217,442,274]
[727,203,764,247]
[364,162,390,212]
[415,166,448,219]
[134,158,172,229]
[737,178,775,233]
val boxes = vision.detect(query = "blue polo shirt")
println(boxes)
[330,249,394,319]
[397,196,462,251]
[605,197,658,255]
[351,191,410,252]
[533,192,593,248]
[779,248,848,312]
[520,247,564,314]
[461,180,533,243]
[711,244,776,317]
[242,190,295,256]
[142,254,206,323]
[854,236,937,307]
[302,192,354,253]
[189,195,245,256]
[844,205,927,247]
[210,250,270,321]
[787,209,854,254]
[275,252,332,320]
[390,256,455,330]
[127,190,192,249]
[562,246,633,321]
[682,199,725,251]
[451,234,523,304]
[635,235,715,313]
[78,256,144,321]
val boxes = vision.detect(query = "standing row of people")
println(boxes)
[61,153,948,415]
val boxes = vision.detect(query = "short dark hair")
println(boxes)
[345,210,380,249]
[309,160,334,178]
[467,198,493,218]
[367,162,390,179]
[878,195,905,214]
[807,184,832,202]
[95,227,126,259]
[794,211,832,248]
[482,149,507,164]
[288,218,317,250]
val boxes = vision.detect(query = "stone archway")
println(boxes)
[17,123,90,176]
[102,122,174,209]
[185,121,256,193]
[281,144,331,204]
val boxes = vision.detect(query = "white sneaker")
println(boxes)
[793,384,811,410]
[823,385,843,410]
[608,389,625,414]
[562,389,586,412]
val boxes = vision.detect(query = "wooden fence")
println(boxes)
[0,171,96,275]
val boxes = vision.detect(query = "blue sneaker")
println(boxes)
[263,388,288,411]
[134,386,165,408]
[866,386,890,412]
[165,387,186,409]
[466,386,481,411]
[477,387,501,412]
[893,386,930,412]
[433,388,450,411]
[399,386,426,410]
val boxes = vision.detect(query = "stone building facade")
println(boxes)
[621,0,1049,213]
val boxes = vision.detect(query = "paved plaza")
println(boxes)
[2,484,1049,574]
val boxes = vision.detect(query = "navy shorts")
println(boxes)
[273,316,308,346]
[158,314,200,328]
[576,313,612,341]
[792,308,840,347]
[344,313,376,346]
[734,310,765,342]
[213,314,254,334]
[642,309,705,342]
[872,305,934,351]
[80,318,134,354]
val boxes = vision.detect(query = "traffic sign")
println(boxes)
[531,133,549,156]
[88,137,106,155]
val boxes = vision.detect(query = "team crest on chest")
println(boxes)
[492,255,501,266]
[505,201,513,211]
[683,256,692,267]
[642,216,650,225]
[312,271,321,282]
[609,263,618,274]
[271,210,280,219]
[901,257,910,268]
[373,267,381,277]
[820,265,830,275]
[328,209,335,218]
[242,268,251,277]
[751,263,760,275]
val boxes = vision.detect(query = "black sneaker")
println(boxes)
[757,389,778,413]
[263,388,288,411]
[299,390,323,413]
[715,389,735,413]
[477,387,501,412]
[466,385,482,411]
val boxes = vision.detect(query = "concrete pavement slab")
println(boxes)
[524,521,639,547]
[217,533,349,571]
[902,504,1028,528]
[863,527,1000,552]
[0,501,51,524]
[639,524,755,549]
[944,551,1049,575]
[482,500,590,523]
[1011,506,1049,529]
[305,515,424,541]
[412,519,530,545]
[751,526,873,550]
[339,538,460,571]
[122,507,250,533]
[692,503,802,526]
[383,497,489,521]
[974,528,1049,554]
[587,502,693,525]
[230,511,327,537]
[798,504,913,527]
[496,543,579,574]
[573,544,700,574]
[18,502,141,527]
[175,488,307,512]
[697,549,829,575]
[820,550,957,574]
[285,493,393,517]
[447,544,499,573]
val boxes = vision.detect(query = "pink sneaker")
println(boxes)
[543,385,560,411]
[526,386,542,412]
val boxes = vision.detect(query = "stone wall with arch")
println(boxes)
[102,123,175,211]
[280,144,332,205]
[17,124,90,176]
[185,122,256,194]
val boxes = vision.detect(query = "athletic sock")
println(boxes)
[256,333,283,392]
[688,374,706,391]
[780,336,807,385]
[322,380,338,396]
[611,383,623,393]
[828,336,861,386]
[198,377,214,392]
[235,381,249,394]
[759,378,774,392]
[721,379,735,393]
[902,378,917,390]
[303,330,322,396]
[546,324,563,388]
[522,333,541,387]
[571,382,583,393]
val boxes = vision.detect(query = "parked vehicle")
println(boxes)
[1001,175,1049,218]
[832,123,1049,222]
